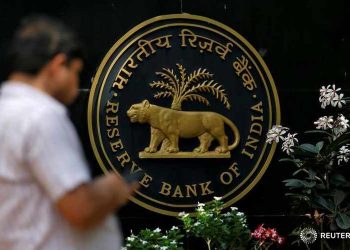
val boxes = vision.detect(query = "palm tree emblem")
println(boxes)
[149,63,231,110]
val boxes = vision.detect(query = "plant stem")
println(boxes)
[206,239,211,250]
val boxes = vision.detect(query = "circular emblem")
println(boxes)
[300,228,318,244]
[88,14,280,216]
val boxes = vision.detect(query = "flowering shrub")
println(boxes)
[123,226,184,250]
[178,197,251,250]
[251,224,285,249]
[266,84,350,231]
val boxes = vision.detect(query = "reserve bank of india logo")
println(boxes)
[88,14,280,216]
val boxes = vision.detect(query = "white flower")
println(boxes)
[141,240,147,245]
[237,212,244,217]
[178,212,189,217]
[126,236,135,242]
[160,247,168,250]
[194,222,200,226]
[153,245,159,248]
[331,93,346,108]
[197,202,205,207]
[281,133,298,155]
[314,116,333,130]
[333,114,349,137]
[162,235,168,239]
[266,125,289,144]
[329,84,341,96]
[319,85,330,97]
[230,207,238,211]
[154,228,161,233]
[223,212,231,217]
[319,85,333,108]
[213,196,222,201]
[338,114,349,128]
[337,145,350,165]
[170,226,178,231]
[171,240,177,245]
[197,206,204,212]
[319,84,344,109]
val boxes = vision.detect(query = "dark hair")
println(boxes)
[6,15,84,75]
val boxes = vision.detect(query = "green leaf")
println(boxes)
[330,174,350,187]
[334,190,347,206]
[316,183,326,190]
[298,143,319,154]
[313,196,335,212]
[316,141,324,152]
[335,213,350,229]
[279,158,302,167]
[283,179,316,188]
[292,169,304,176]
[304,130,333,137]
[308,169,317,179]
[325,133,350,154]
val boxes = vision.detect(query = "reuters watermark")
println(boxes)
[300,227,350,245]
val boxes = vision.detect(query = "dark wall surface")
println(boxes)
[1,1,349,249]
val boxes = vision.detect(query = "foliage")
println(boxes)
[123,226,184,250]
[266,84,350,232]
[178,197,251,250]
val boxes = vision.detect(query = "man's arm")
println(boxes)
[25,110,138,230]
[56,173,138,230]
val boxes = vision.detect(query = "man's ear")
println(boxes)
[142,99,150,108]
[47,53,67,74]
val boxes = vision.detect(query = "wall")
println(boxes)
[0,0,349,249]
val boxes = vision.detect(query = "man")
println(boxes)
[0,16,137,250]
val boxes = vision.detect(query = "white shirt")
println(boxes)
[0,81,122,250]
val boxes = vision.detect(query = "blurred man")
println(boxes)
[0,16,137,250]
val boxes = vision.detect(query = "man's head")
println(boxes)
[7,15,84,104]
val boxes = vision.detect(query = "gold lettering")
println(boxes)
[112,67,132,90]
[220,171,233,185]
[107,128,120,138]
[251,101,263,113]
[241,148,254,159]
[220,162,240,185]
[110,139,123,152]
[250,122,263,136]
[229,162,240,177]
[179,29,198,48]
[126,57,138,69]
[106,115,118,127]
[199,181,214,196]
[199,38,214,53]
[116,151,130,167]
[233,55,249,76]
[106,100,119,114]
[130,161,142,174]
[215,42,233,60]
[159,182,172,196]
[136,39,156,62]
[241,72,256,90]
[245,135,259,151]
[155,35,172,48]
[186,184,197,197]
[140,174,152,188]
[172,185,184,198]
